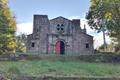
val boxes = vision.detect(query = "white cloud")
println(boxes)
[80,18,94,34]
[93,32,111,49]
[16,22,33,35]
[68,16,81,20]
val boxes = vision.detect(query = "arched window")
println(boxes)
[86,43,89,48]
[31,42,35,47]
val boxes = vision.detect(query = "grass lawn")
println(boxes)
[0,60,120,77]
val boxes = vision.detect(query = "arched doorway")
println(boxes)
[55,41,65,55]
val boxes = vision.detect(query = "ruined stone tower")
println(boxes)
[27,15,94,55]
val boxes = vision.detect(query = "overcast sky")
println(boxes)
[9,0,111,48]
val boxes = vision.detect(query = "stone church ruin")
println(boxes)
[27,15,94,55]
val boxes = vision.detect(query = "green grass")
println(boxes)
[0,60,120,77]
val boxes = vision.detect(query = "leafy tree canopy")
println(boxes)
[86,0,120,51]
[0,0,16,54]
[16,34,27,53]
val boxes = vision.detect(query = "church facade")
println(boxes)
[27,15,94,55]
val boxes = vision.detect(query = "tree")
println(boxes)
[98,42,115,53]
[0,0,16,54]
[86,0,120,52]
[16,34,27,53]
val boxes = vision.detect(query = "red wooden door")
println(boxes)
[55,41,65,55]
[55,41,60,54]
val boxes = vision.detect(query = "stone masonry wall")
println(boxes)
[27,15,94,54]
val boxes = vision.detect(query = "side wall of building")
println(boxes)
[73,32,94,55]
